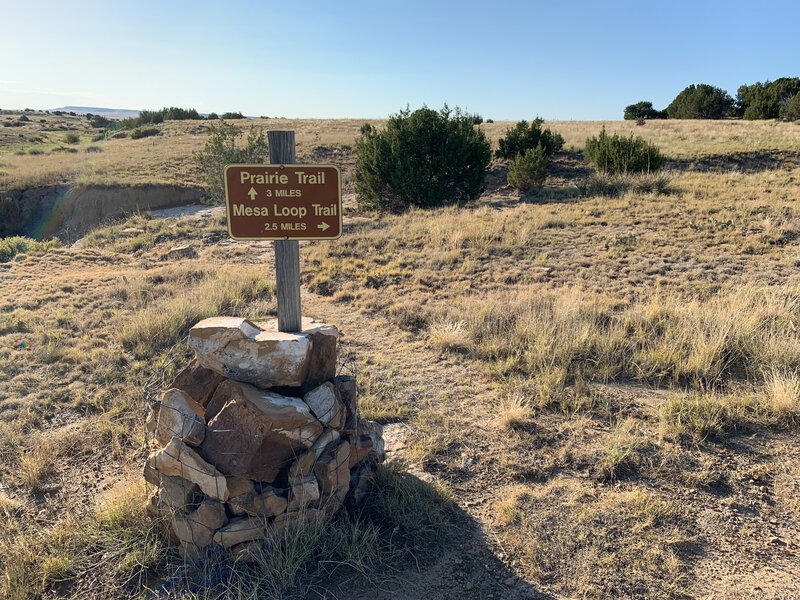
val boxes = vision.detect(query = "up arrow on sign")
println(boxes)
[247,187,258,200]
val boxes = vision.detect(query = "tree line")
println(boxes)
[625,78,800,120]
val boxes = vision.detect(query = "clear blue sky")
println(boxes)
[2,0,798,120]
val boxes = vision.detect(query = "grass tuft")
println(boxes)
[764,369,800,423]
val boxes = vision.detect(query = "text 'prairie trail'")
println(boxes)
[239,170,327,185]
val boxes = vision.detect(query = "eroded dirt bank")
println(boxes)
[1,184,205,240]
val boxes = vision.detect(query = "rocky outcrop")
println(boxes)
[144,316,384,559]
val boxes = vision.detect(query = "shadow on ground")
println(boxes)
[667,149,800,173]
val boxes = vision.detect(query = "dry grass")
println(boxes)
[764,369,800,423]
[497,394,533,430]
[495,478,690,599]
[2,117,800,598]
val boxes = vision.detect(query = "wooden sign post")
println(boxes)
[268,131,301,333]
[222,130,342,333]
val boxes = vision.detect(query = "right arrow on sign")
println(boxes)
[247,187,258,200]
[318,222,330,231]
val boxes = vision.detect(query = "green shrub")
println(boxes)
[584,127,664,174]
[206,112,219,119]
[18,115,29,122]
[220,111,245,119]
[63,133,80,144]
[737,78,800,120]
[85,146,102,153]
[580,172,673,197]
[623,101,666,120]
[129,127,159,140]
[507,144,549,191]
[354,105,491,211]
[88,115,111,128]
[121,107,201,128]
[192,120,268,202]
[0,237,61,262]
[496,118,563,160]
[666,84,734,119]
[786,92,800,121]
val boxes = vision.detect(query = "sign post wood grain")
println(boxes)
[268,131,301,333]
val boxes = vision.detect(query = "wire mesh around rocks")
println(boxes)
[142,317,385,561]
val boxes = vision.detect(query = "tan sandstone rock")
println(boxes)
[189,317,312,388]
[287,450,316,485]
[228,486,287,518]
[159,475,201,513]
[155,388,205,447]
[357,419,385,460]
[170,359,226,408]
[310,429,340,460]
[288,473,320,511]
[333,375,359,436]
[201,380,323,482]
[314,440,351,495]
[226,476,255,498]
[173,499,227,557]
[213,517,268,548]
[150,437,229,501]
[349,433,374,469]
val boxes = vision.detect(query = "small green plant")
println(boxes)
[580,171,673,196]
[354,105,491,211]
[192,120,268,202]
[584,127,664,174]
[507,144,549,190]
[63,133,80,144]
[220,111,245,119]
[496,118,563,160]
[85,145,103,153]
[129,126,159,140]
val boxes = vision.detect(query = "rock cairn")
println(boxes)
[143,316,385,559]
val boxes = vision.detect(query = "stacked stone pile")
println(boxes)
[143,316,385,559]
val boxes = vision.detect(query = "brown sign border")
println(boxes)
[223,163,343,241]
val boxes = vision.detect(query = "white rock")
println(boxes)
[189,317,312,388]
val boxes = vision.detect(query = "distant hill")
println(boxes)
[53,106,141,119]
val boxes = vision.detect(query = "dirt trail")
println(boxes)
[298,293,556,599]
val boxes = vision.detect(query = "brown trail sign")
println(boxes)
[223,130,342,333]
[224,164,342,241]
